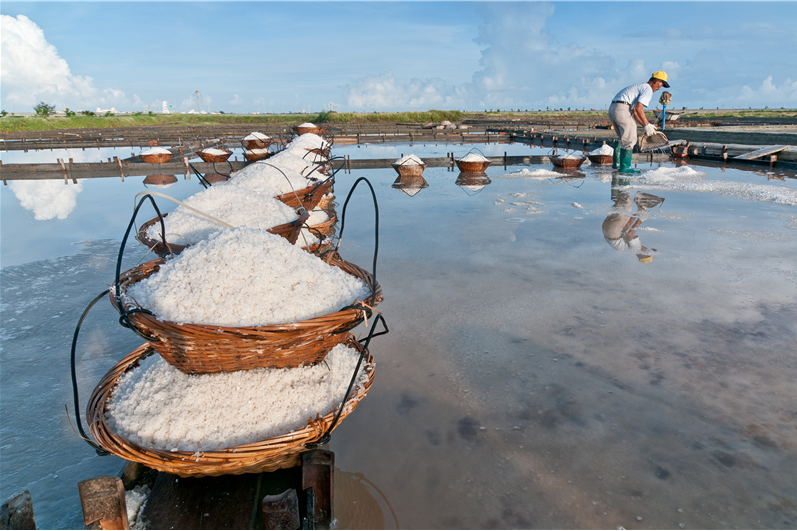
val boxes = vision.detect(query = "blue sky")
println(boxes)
[2,2,796,114]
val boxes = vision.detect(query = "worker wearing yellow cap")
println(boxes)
[608,71,670,174]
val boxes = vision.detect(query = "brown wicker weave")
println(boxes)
[308,147,331,158]
[242,136,272,150]
[307,209,337,237]
[295,125,320,136]
[276,179,334,211]
[136,210,310,258]
[456,160,491,173]
[111,253,382,373]
[204,173,229,184]
[391,163,426,177]
[142,175,178,186]
[140,152,173,164]
[244,150,273,162]
[587,154,613,165]
[86,336,375,477]
[551,156,586,168]
[316,193,335,211]
[197,149,233,163]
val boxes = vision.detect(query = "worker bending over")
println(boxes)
[608,71,670,174]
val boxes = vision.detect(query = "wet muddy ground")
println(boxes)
[1,143,796,528]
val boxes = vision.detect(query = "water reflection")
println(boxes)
[601,189,664,263]
[455,172,492,195]
[142,174,178,188]
[391,174,429,197]
[8,179,83,220]
[335,468,398,530]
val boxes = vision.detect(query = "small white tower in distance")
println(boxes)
[162,101,170,114]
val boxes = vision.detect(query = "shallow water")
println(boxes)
[1,143,796,529]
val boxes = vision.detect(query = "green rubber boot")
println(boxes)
[612,141,622,169]
[618,147,641,174]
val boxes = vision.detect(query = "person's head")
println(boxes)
[648,71,670,92]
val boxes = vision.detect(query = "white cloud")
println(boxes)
[230,94,242,105]
[721,76,797,107]
[9,180,83,220]
[343,71,461,111]
[0,14,129,111]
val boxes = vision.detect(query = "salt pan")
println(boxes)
[126,227,369,327]
[105,342,371,451]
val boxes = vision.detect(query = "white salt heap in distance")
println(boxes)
[202,148,228,156]
[560,152,584,160]
[459,153,489,162]
[105,342,371,451]
[298,122,317,128]
[288,133,329,151]
[144,185,299,245]
[590,144,614,156]
[395,154,424,165]
[126,227,369,327]
[141,147,171,155]
[243,132,270,141]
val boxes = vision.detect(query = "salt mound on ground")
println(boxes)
[127,227,369,327]
[227,162,313,196]
[141,147,171,155]
[144,185,299,245]
[590,144,614,156]
[105,342,371,452]
[459,153,489,162]
[395,154,424,165]
[288,133,329,150]
[500,168,560,179]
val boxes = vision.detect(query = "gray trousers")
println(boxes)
[608,102,638,149]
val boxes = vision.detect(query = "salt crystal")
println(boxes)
[459,153,489,162]
[394,154,424,166]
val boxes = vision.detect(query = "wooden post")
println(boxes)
[262,490,299,530]
[302,450,334,527]
[78,476,129,530]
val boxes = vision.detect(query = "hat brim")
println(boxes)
[660,80,670,88]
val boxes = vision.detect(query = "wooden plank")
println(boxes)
[732,144,790,160]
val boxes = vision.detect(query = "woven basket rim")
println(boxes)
[87,336,374,475]
[114,253,382,334]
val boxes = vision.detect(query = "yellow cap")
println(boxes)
[638,255,653,264]
[651,71,670,88]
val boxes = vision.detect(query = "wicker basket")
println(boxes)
[276,179,334,211]
[197,149,233,163]
[550,156,586,168]
[391,163,426,177]
[111,253,382,373]
[142,174,178,187]
[308,147,331,158]
[86,336,375,477]
[244,149,273,162]
[242,137,272,150]
[587,154,613,165]
[295,125,320,136]
[136,210,310,258]
[391,174,428,197]
[141,152,173,164]
[204,172,229,184]
[307,209,337,237]
[456,159,491,173]
[316,193,335,211]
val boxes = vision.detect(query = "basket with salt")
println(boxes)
[391,174,428,197]
[86,335,375,477]
[551,153,586,168]
[244,148,273,162]
[295,122,320,136]
[587,143,615,165]
[391,154,426,177]
[197,148,233,163]
[456,153,491,173]
[241,132,272,150]
[276,178,335,211]
[113,229,382,374]
[142,174,178,187]
[140,147,173,164]
[305,208,337,237]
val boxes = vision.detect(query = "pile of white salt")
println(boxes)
[105,342,371,451]
[395,154,424,166]
[589,144,614,156]
[126,227,368,327]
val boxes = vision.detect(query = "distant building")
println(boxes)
[162,102,170,114]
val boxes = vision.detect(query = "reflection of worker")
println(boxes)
[608,71,670,174]
[602,192,657,263]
